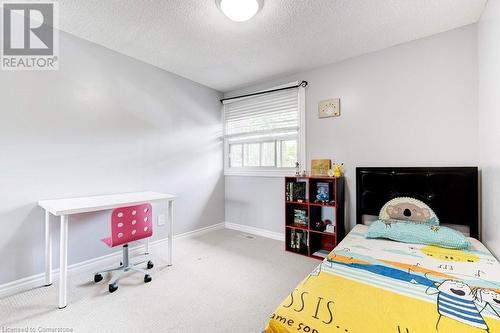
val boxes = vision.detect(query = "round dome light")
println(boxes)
[216,0,263,22]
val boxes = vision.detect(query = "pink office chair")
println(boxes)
[93,203,154,293]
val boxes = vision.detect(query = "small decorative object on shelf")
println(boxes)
[295,162,300,176]
[301,170,308,177]
[285,175,345,259]
[314,220,325,230]
[314,219,332,232]
[327,169,334,177]
[311,159,331,176]
[333,163,344,177]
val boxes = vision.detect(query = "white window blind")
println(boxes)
[225,89,298,139]
[223,84,305,176]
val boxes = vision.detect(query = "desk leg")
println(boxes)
[167,200,174,266]
[44,210,52,286]
[58,215,69,309]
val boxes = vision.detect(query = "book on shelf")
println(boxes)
[312,249,330,258]
[290,229,308,251]
[315,182,330,203]
[293,209,307,226]
[287,181,306,202]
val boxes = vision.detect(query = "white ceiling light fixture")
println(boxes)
[216,0,263,22]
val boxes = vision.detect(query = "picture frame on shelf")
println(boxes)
[311,159,331,176]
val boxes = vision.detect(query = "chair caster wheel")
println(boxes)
[147,260,154,269]
[109,283,118,293]
[144,274,152,283]
[94,273,103,283]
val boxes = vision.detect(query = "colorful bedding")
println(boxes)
[265,225,500,333]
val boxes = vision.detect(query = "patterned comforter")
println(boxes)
[265,225,500,333]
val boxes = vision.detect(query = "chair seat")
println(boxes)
[101,237,113,247]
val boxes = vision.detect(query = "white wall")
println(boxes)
[0,31,224,285]
[225,25,478,235]
[478,1,500,258]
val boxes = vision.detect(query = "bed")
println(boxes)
[265,167,500,333]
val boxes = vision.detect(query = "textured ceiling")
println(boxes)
[58,0,487,92]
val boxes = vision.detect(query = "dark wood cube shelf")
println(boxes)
[285,176,345,260]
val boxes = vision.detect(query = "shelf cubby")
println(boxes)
[285,227,309,255]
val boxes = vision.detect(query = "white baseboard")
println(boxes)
[224,222,285,241]
[0,222,225,299]
[175,222,224,239]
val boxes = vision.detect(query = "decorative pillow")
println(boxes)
[366,220,470,249]
[379,197,439,226]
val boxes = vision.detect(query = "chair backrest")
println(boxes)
[110,203,153,247]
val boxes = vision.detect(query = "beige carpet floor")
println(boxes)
[0,229,318,333]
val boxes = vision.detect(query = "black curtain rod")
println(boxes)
[220,80,308,103]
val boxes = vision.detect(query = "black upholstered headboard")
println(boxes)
[356,167,479,239]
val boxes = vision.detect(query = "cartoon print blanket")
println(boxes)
[265,225,500,333]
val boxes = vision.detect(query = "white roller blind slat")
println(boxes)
[224,89,299,138]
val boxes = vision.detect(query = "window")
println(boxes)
[223,82,305,176]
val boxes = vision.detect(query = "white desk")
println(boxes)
[38,191,175,309]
